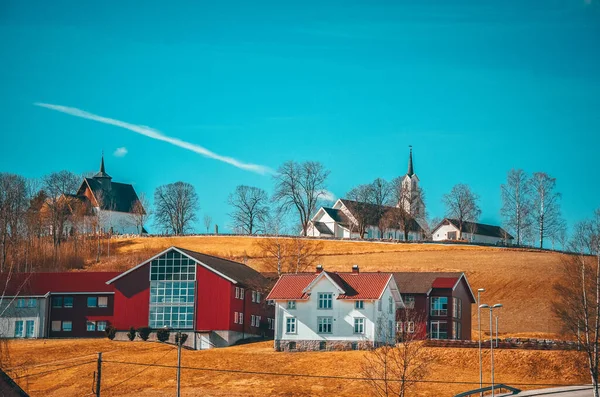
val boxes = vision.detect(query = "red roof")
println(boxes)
[0,272,120,296]
[266,271,392,301]
[431,277,459,289]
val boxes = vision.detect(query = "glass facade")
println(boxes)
[149,250,196,329]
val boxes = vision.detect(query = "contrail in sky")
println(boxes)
[34,102,273,175]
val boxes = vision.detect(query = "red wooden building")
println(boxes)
[393,272,476,340]
[106,246,274,348]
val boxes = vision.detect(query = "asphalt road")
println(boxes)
[514,386,594,396]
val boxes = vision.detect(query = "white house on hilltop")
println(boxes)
[266,265,402,351]
[431,218,514,245]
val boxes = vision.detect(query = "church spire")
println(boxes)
[100,152,106,174]
[407,146,414,176]
[93,152,112,180]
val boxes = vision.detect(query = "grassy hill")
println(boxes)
[93,235,566,336]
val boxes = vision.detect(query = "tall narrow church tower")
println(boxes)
[93,154,112,191]
[397,146,425,219]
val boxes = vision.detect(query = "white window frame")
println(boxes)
[235,287,240,299]
[430,297,448,317]
[287,300,296,310]
[354,318,365,334]
[25,320,35,337]
[62,321,72,332]
[239,312,243,325]
[406,321,415,333]
[317,293,333,310]
[256,292,261,303]
[87,321,96,332]
[240,288,245,299]
[286,317,297,334]
[251,315,256,327]
[355,300,364,309]
[27,298,36,308]
[97,321,107,331]
[16,298,26,308]
[14,321,24,337]
[234,312,239,324]
[252,291,257,303]
[388,296,394,314]
[317,317,333,334]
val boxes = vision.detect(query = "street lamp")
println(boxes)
[480,303,503,397]
[477,288,485,395]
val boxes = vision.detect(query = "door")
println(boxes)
[430,321,448,339]
[447,231,457,240]
[26,320,35,338]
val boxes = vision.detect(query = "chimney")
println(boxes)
[316,265,324,274]
[352,265,359,274]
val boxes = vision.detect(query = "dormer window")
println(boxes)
[318,293,333,309]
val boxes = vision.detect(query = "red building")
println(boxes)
[106,246,274,348]
[1,247,274,349]
[393,272,476,340]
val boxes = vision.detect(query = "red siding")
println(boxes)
[195,265,232,331]
[112,265,150,330]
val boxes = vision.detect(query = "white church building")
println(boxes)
[306,148,425,240]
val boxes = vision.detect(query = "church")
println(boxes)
[68,156,146,235]
[306,148,426,240]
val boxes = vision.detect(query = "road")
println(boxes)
[514,386,594,396]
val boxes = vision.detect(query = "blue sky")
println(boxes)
[1,0,599,235]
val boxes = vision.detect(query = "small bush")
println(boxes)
[127,326,136,341]
[156,328,170,343]
[137,326,152,341]
[175,333,188,346]
[105,325,117,340]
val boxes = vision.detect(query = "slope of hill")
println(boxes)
[91,235,565,336]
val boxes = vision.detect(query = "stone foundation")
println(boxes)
[274,340,375,352]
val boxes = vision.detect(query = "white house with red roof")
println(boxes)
[266,265,402,351]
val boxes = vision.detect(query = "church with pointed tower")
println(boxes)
[305,148,426,240]
[73,155,146,235]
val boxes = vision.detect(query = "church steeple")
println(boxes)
[93,152,112,181]
[407,146,414,177]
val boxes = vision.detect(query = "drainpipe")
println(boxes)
[242,287,246,340]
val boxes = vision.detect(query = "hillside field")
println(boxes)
[7,339,587,397]
[94,235,566,336]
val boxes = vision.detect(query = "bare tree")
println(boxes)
[255,236,324,276]
[272,161,330,236]
[553,209,600,396]
[362,310,432,397]
[390,177,426,241]
[442,184,481,239]
[131,192,150,235]
[500,169,532,246]
[228,185,270,235]
[287,237,324,273]
[369,178,392,238]
[0,174,28,273]
[531,172,562,249]
[154,182,199,235]
[203,214,212,234]
[345,185,373,239]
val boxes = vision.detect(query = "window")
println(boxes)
[51,321,61,332]
[64,296,73,308]
[16,298,26,308]
[14,321,24,337]
[319,341,326,351]
[453,321,461,339]
[256,292,261,303]
[234,312,239,324]
[239,312,243,324]
[252,291,257,303]
[355,300,364,309]
[389,320,394,340]
[26,320,35,337]
[351,342,358,350]
[318,293,332,309]
[251,315,256,327]
[286,317,296,334]
[267,318,272,329]
[397,321,403,333]
[453,297,462,319]
[87,321,96,331]
[406,321,415,333]
[62,321,72,332]
[256,316,261,326]
[354,318,365,334]
[52,297,63,308]
[240,288,245,299]
[235,287,240,299]
[430,321,448,339]
[87,297,98,308]
[289,342,297,350]
[402,295,415,309]
[98,296,108,308]
[378,300,382,311]
[317,317,332,334]
[27,299,36,308]
[430,297,448,316]
[388,297,394,314]
[287,301,296,310]
[97,321,107,331]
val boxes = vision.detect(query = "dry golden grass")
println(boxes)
[97,236,566,336]
[7,339,587,397]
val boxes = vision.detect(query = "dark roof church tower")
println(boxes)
[93,153,112,191]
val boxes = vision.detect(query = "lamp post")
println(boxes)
[477,288,485,395]
[480,304,503,397]
[176,330,182,397]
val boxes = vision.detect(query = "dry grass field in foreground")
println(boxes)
[7,339,588,397]
[94,236,566,335]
